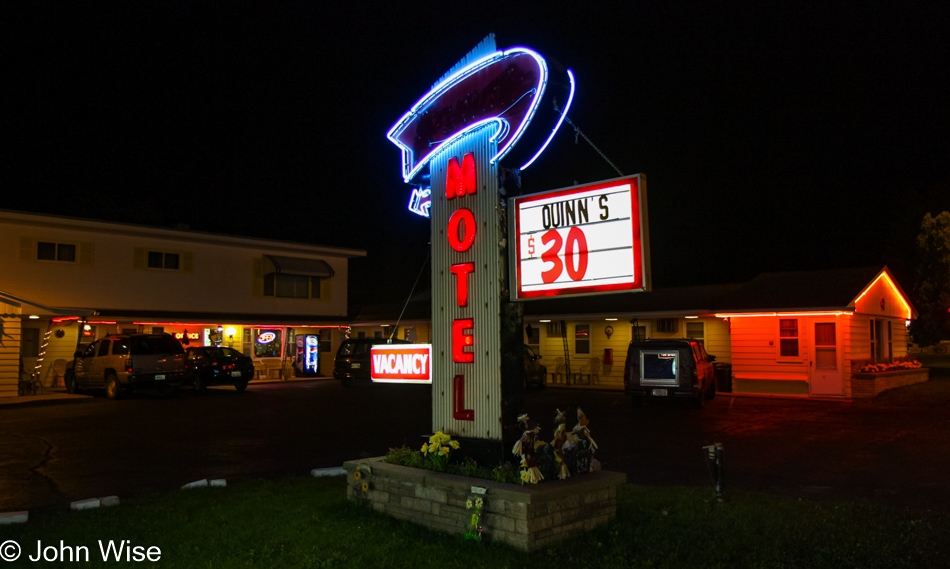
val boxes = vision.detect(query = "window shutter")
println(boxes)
[181,251,194,273]
[133,247,146,270]
[79,242,94,266]
[20,236,34,262]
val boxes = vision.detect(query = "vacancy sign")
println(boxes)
[370,344,432,383]
[511,174,651,299]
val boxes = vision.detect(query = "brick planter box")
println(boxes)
[342,457,626,551]
[852,368,929,398]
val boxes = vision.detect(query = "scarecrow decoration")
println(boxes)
[550,408,571,480]
[512,413,543,484]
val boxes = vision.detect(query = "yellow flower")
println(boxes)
[466,500,473,509]
[450,440,460,449]
[475,498,483,509]
[521,470,531,483]
[440,445,450,456]
[441,433,452,444]
[421,442,428,453]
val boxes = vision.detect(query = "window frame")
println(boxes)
[777,318,803,362]
[574,324,590,355]
[147,250,181,271]
[36,241,77,263]
[263,273,321,299]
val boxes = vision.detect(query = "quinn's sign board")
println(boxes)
[510,174,651,300]
[370,344,432,384]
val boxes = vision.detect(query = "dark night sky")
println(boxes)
[5,1,949,306]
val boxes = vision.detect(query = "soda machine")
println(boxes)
[294,334,320,377]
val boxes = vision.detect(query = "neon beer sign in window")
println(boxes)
[254,329,282,358]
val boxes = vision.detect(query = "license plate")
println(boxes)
[156,375,166,381]
[231,371,242,378]
[351,363,361,369]
[651,388,668,396]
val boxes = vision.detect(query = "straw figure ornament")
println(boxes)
[572,407,598,472]
[550,408,571,479]
[512,413,543,484]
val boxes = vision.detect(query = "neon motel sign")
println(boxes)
[388,36,575,437]
[389,40,576,218]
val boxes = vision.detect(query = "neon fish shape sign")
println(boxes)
[387,45,575,184]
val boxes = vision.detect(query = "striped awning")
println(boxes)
[263,255,335,278]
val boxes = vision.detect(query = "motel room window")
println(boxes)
[575,324,590,354]
[147,251,180,270]
[656,318,678,334]
[264,274,320,299]
[686,321,705,347]
[779,319,800,358]
[37,241,76,262]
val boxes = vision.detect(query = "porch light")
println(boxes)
[28,315,40,319]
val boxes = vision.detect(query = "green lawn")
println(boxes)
[3,477,948,568]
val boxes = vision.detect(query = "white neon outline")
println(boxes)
[520,69,576,170]
[387,47,549,183]
[408,187,432,218]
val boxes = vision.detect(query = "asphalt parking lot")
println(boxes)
[2,372,949,514]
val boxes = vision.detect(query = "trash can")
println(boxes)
[714,362,732,393]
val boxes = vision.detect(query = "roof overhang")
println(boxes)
[264,255,335,278]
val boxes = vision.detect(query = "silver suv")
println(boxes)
[66,334,186,399]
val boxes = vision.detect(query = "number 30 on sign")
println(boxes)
[510,174,651,299]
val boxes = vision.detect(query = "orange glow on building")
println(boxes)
[714,311,854,319]
[853,271,913,320]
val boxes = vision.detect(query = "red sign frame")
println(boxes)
[510,174,651,300]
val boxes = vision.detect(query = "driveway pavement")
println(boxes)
[2,374,949,514]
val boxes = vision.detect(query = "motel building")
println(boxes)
[353,266,920,400]
[0,210,366,398]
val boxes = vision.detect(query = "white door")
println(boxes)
[810,321,842,395]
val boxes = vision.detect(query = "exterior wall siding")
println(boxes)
[533,317,731,389]
[0,308,21,397]
[2,212,355,318]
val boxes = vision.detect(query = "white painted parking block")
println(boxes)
[181,479,209,490]
[71,498,101,510]
[311,467,346,477]
[100,496,120,507]
[209,479,227,487]
[0,511,28,524]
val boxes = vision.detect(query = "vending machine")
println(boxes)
[294,334,321,377]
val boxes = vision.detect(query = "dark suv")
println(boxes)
[624,338,716,408]
[66,333,186,399]
[333,337,410,387]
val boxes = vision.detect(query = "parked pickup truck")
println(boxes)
[65,333,186,399]
[624,338,716,408]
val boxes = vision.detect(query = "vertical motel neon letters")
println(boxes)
[449,152,476,421]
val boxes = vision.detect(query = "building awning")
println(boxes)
[263,255,335,278]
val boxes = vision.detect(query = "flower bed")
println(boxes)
[857,360,923,373]
[343,457,625,551]
[852,366,929,398]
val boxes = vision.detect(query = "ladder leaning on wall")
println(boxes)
[560,320,571,385]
